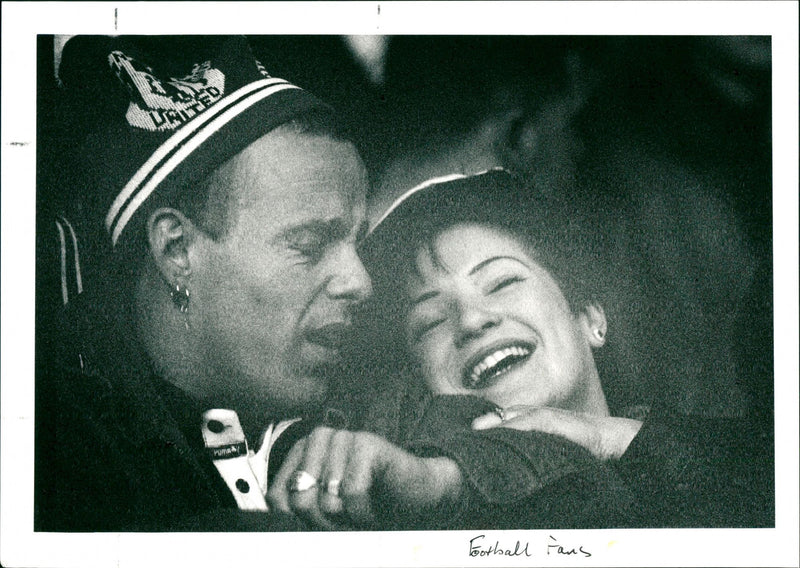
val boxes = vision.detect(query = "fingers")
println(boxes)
[268,437,307,515]
[297,429,385,528]
[472,405,540,430]
[472,412,503,430]
[338,433,379,525]
[269,427,375,530]
[502,408,584,438]
[285,427,344,531]
[317,429,350,518]
[470,405,642,460]
[500,409,640,461]
[269,429,435,530]
[471,405,531,430]
[472,406,598,453]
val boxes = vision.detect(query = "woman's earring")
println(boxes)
[170,283,190,313]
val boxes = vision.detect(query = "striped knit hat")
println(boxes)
[59,36,331,249]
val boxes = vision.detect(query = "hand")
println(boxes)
[267,427,462,530]
[472,406,642,460]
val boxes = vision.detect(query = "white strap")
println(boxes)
[201,409,301,511]
[201,409,266,511]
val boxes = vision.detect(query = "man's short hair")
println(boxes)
[175,111,347,242]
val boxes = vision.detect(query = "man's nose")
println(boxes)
[453,298,500,347]
[325,245,373,303]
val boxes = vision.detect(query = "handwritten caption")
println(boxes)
[469,534,591,559]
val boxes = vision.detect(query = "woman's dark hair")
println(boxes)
[352,171,614,407]
[363,171,609,327]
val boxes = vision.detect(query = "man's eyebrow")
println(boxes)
[277,218,348,242]
[277,216,369,248]
[468,255,529,276]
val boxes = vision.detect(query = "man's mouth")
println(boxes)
[304,322,352,352]
[462,341,535,389]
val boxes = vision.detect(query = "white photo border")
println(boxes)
[2,2,797,567]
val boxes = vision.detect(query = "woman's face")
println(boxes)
[403,222,606,412]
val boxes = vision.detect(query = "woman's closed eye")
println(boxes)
[409,317,446,342]
[487,275,525,294]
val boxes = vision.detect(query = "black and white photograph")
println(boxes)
[2,2,798,567]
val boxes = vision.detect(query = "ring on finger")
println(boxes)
[288,470,318,493]
[324,479,341,497]
[494,406,507,422]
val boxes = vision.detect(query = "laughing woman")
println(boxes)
[269,169,773,530]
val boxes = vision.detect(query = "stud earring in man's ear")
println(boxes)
[170,283,190,313]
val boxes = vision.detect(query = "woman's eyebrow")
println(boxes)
[468,255,528,276]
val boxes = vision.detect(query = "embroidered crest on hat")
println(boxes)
[62,36,331,248]
[109,51,226,132]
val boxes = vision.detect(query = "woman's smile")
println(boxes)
[404,222,608,413]
[461,339,536,389]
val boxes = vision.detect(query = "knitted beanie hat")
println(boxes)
[58,35,332,249]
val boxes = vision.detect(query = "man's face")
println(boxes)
[188,130,372,418]
[403,223,599,412]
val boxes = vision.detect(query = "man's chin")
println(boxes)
[234,381,327,428]
[292,357,354,408]
[225,366,330,421]
[300,342,344,369]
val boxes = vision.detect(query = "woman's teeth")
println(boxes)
[466,345,532,388]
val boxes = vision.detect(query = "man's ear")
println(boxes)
[147,207,197,284]
[579,303,608,348]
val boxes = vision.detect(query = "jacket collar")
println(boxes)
[105,366,201,450]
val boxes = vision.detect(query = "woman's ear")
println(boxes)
[579,303,608,348]
[147,207,197,285]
